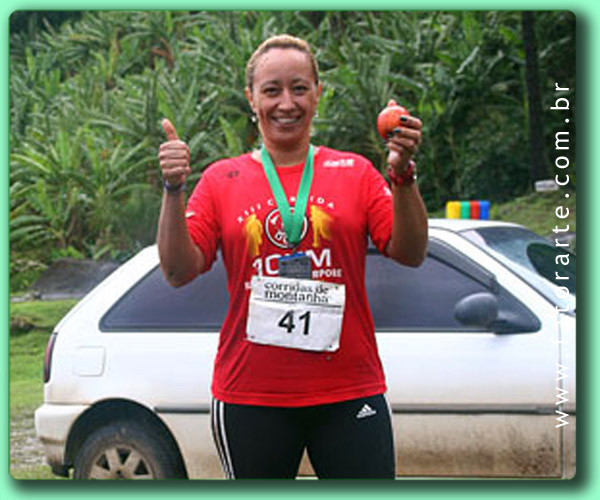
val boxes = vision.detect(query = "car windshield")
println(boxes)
[461,226,575,312]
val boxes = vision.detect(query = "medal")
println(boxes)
[261,144,315,279]
[278,252,312,279]
[260,144,314,249]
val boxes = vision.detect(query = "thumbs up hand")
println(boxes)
[158,118,191,187]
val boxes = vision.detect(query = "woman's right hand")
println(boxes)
[158,118,191,187]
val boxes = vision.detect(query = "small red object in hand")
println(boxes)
[377,100,410,140]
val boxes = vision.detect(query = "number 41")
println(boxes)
[278,310,311,336]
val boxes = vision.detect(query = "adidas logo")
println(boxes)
[356,404,377,419]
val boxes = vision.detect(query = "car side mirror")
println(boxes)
[454,292,498,329]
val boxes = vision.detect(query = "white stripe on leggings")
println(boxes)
[211,398,235,479]
[210,399,228,478]
[383,393,397,472]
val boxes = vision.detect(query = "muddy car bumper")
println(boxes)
[34,403,89,476]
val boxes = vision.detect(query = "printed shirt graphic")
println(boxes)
[243,214,263,258]
[185,146,393,407]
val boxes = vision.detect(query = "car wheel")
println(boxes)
[74,420,184,479]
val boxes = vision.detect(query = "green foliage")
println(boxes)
[9,255,48,294]
[10,11,576,290]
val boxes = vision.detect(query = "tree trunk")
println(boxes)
[522,11,548,184]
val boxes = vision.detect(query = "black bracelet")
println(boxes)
[163,179,186,193]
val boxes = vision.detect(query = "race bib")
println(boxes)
[247,276,346,352]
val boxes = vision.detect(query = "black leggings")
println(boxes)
[211,394,395,479]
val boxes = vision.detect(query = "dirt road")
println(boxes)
[10,409,53,479]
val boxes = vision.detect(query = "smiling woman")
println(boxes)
[155,33,428,479]
[244,36,322,165]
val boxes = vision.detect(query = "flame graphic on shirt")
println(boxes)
[310,205,332,248]
[243,214,263,258]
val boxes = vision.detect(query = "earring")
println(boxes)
[314,110,319,119]
[251,114,257,123]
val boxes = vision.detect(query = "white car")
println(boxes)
[34,219,576,479]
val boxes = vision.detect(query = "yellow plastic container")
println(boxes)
[445,201,461,219]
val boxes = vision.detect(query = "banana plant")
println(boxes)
[9,10,575,292]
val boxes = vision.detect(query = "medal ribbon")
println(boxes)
[260,144,314,248]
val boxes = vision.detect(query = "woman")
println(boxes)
[157,34,428,479]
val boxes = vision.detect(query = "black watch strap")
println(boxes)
[163,179,186,193]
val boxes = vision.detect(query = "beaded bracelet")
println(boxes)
[387,160,417,187]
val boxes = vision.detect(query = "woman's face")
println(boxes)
[246,48,321,151]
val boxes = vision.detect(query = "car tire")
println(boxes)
[73,420,184,479]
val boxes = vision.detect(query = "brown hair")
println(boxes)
[245,34,319,92]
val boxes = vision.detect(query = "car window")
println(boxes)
[527,242,576,295]
[462,226,576,311]
[100,257,228,332]
[366,240,540,333]
[101,241,539,334]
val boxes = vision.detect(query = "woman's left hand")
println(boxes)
[386,115,422,174]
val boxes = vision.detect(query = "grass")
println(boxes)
[10,300,78,408]
[9,299,79,480]
[11,466,68,480]
[10,299,79,329]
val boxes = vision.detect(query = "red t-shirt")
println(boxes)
[186,146,394,407]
